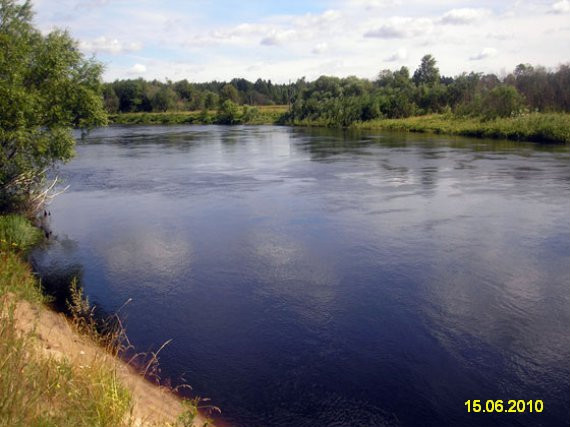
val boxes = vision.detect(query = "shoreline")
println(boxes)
[0,216,215,427]
[107,109,570,144]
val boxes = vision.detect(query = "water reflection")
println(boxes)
[38,126,570,427]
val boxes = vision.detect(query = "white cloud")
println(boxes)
[385,48,408,62]
[551,0,570,13]
[440,8,491,25]
[129,63,147,74]
[312,42,329,54]
[347,0,402,9]
[364,17,433,39]
[79,36,142,54]
[470,47,498,61]
[260,29,297,46]
[32,0,570,82]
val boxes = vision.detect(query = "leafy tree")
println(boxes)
[216,100,240,124]
[220,84,240,104]
[413,54,440,86]
[0,0,107,212]
[204,91,219,109]
[102,86,120,113]
[482,85,526,119]
[241,105,259,123]
[151,86,177,112]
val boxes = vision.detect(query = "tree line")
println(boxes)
[104,55,570,126]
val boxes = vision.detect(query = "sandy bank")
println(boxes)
[12,297,211,427]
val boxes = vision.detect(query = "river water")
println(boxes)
[33,125,570,427]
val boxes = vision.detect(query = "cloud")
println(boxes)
[440,8,491,25]
[551,0,570,13]
[79,36,142,54]
[312,42,328,54]
[364,17,433,39]
[348,0,402,9]
[385,48,408,62]
[129,63,147,74]
[470,47,498,61]
[33,0,570,83]
[260,29,297,46]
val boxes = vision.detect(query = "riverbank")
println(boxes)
[108,108,570,144]
[0,215,210,427]
[350,112,570,144]
[108,105,287,126]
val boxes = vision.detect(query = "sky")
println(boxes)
[32,0,570,83]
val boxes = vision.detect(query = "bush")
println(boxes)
[241,105,260,123]
[216,100,240,124]
[482,85,526,119]
[0,214,42,254]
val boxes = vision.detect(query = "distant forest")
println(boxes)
[103,55,570,123]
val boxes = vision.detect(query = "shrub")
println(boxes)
[216,100,240,124]
[0,214,42,254]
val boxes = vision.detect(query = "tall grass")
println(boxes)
[108,105,289,126]
[0,214,42,254]
[0,214,208,427]
[353,112,570,144]
[0,299,133,427]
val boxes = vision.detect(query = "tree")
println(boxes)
[151,86,177,112]
[0,0,107,212]
[482,85,526,119]
[413,54,440,86]
[220,84,240,104]
[216,100,240,124]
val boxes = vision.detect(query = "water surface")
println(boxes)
[34,126,570,427]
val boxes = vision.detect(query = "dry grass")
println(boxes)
[0,214,213,427]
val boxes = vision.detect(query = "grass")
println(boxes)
[0,214,42,254]
[109,107,569,143]
[0,299,133,427]
[0,214,133,426]
[0,214,206,427]
[108,105,289,125]
[352,112,570,144]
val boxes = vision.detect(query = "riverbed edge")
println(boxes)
[0,214,212,427]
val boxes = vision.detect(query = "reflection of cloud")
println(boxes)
[248,230,339,325]
[102,230,193,290]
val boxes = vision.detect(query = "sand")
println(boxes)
[12,298,211,427]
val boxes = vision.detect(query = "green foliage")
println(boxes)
[413,54,440,86]
[0,299,133,427]
[241,105,260,123]
[0,214,42,254]
[216,100,240,124]
[220,83,240,104]
[353,113,570,144]
[103,55,570,136]
[0,0,107,212]
[481,85,526,119]
[0,251,44,302]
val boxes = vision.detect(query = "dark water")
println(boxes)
[33,126,570,427]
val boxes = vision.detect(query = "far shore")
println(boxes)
[107,107,570,144]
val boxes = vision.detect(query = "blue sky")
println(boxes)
[33,0,570,82]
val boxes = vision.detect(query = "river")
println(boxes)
[32,125,570,427]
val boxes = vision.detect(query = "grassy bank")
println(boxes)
[108,105,288,125]
[351,113,570,144]
[109,108,570,144]
[0,214,206,427]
